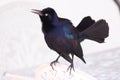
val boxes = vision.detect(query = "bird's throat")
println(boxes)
[42,23,55,34]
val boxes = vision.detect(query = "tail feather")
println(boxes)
[76,16,95,32]
[82,19,109,43]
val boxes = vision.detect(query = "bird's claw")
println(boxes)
[67,64,75,74]
[50,60,59,70]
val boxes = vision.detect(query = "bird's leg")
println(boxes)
[50,55,60,70]
[62,54,74,74]
[67,63,74,74]
[67,54,75,74]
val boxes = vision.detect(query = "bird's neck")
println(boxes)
[42,22,55,34]
[42,16,60,34]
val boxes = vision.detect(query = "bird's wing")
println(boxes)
[73,44,86,63]
[66,38,86,64]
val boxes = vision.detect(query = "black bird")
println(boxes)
[32,7,109,72]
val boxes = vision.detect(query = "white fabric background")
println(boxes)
[0,0,120,80]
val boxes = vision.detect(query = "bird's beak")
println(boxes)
[31,9,44,16]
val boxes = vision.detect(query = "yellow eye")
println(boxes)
[45,13,48,16]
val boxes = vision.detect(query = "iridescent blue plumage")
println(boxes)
[32,7,109,73]
[63,27,74,39]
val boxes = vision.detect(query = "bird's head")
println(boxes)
[32,7,58,24]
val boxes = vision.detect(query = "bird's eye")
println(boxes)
[45,13,48,16]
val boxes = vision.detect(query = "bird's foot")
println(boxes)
[50,60,59,70]
[67,63,75,74]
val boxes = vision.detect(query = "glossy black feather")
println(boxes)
[82,19,109,43]
[32,7,109,72]
[76,16,95,32]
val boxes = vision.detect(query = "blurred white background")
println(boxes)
[0,0,120,80]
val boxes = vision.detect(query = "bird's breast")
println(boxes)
[44,34,71,53]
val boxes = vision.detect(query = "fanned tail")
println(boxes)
[76,16,95,32]
[76,16,109,43]
[83,20,109,43]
